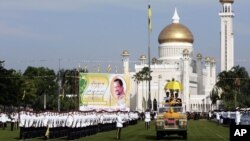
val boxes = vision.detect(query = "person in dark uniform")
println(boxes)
[175,93,182,106]
[165,91,170,103]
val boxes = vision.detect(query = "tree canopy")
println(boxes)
[0,60,88,112]
[211,65,250,110]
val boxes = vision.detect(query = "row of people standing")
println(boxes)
[210,109,242,125]
[18,110,139,140]
[0,112,19,130]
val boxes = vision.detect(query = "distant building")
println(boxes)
[123,9,216,112]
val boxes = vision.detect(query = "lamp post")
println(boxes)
[44,92,46,110]
[58,59,61,112]
[234,77,240,108]
[147,4,152,111]
[158,74,162,112]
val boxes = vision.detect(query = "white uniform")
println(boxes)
[144,112,151,122]
[227,111,231,119]
[235,111,241,125]
[116,114,124,128]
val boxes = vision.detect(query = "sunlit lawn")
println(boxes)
[0,120,229,141]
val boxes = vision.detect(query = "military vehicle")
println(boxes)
[155,104,187,139]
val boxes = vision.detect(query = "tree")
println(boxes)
[0,61,24,111]
[23,66,57,110]
[214,65,250,109]
[60,68,88,111]
[133,71,143,110]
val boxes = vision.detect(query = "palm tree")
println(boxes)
[133,72,143,110]
[133,72,142,109]
[210,86,221,109]
[140,67,152,110]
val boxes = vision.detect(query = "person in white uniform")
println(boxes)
[116,112,124,140]
[144,110,151,130]
[235,108,241,125]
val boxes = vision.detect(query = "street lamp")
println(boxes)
[234,77,240,108]
[58,59,61,112]
[44,92,46,110]
[158,74,162,111]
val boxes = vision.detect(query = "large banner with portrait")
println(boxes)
[79,73,130,111]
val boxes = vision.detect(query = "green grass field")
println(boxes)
[0,120,229,141]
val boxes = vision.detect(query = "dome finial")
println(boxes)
[172,8,180,23]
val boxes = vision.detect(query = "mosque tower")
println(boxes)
[219,0,234,71]
[122,50,130,74]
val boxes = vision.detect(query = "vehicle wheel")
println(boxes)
[156,132,161,140]
[183,132,187,140]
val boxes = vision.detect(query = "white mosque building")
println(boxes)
[122,9,217,112]
[119,0,236,112]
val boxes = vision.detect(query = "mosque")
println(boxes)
[120,0,235,112]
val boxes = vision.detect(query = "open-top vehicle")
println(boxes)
[155,105,187,140]
[155,79,187,140]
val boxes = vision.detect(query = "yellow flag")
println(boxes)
[148,4,152,32]
[107,64,111,72]
[22,90,26,100]
[83,65,88,72]
[115,66,118,73]
[45,126,49,138]
[97,64,100,73]
[77,64,81,72]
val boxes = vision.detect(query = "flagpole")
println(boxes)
[58,58,61,112]
[147,4,152,110]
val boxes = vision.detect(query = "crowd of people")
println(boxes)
[1,107,249,140]
[206,107,250,126]
[1,110,140,140]
[182,108,250,126]
[209,108,244,126]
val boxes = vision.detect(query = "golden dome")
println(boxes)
[158,9,193,44]
[158,23,194,44]
[219,0,234,4]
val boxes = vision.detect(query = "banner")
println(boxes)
[79,73,130,111]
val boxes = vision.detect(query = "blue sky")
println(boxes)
[0,0,250,73]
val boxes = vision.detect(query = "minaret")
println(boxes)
[122,50,130,74]
[219,0,234,71]
[205,57,211,88]
[210,58,216,85]
[183,49,190,112]
[139,55,147,65]
[204,57,211,112]
[196,53,203,95]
